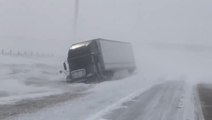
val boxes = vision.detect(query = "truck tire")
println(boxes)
[66,75,72,83]
[128,68,135,74]
[104,71,114,80]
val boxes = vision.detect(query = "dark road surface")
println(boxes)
[197,84,212,120]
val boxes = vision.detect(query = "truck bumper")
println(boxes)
[66,73,97,83]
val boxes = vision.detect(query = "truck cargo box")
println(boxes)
[97,39,136,71]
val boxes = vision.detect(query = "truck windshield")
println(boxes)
[68,47,93,70]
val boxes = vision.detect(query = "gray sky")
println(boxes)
[0,0,211,55]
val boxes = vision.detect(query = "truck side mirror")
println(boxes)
[63,62,67,71]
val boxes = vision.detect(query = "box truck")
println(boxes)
[62,38,136,82]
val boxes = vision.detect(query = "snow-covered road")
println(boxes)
[4,80,197,120]
[3,73,158,120]
[96,81,184,120]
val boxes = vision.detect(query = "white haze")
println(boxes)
[0,0,212,82]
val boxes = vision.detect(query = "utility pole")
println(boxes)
[73,0,79,42]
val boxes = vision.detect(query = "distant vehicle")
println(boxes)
[62,38,136,83]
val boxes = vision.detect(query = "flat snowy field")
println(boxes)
[0,55,92,105]
[1,43,212,120]
[0,55,62,98]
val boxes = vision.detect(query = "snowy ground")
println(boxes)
[1,43,212,120]
[3,77,196,120]
[5,73,160,120]
[0,55,92,105]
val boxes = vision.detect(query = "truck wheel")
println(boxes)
[86,74,100,83]
[128,69,135,74]
[103,71,114,80]
[66,75,72,83]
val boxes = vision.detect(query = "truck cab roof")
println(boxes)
[71,40,93,50]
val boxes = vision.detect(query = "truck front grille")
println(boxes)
[71,69,86,79]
